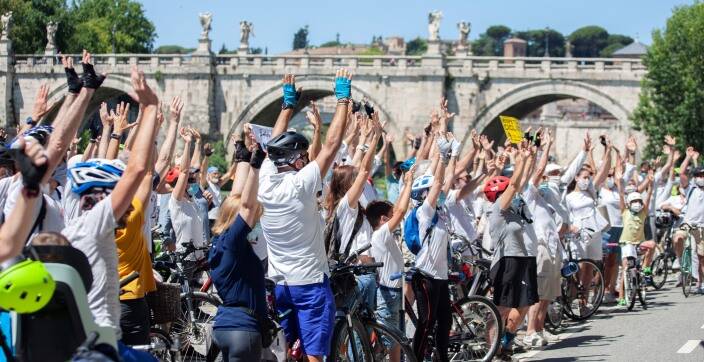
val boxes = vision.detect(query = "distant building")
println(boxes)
[281,44,372,56]
[383,36,406,55]
[612,41,648,59]
[504,38,527,57]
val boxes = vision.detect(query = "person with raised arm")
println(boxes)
[257,70,351,361]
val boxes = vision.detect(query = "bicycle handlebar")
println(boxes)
[344,243,372,264]
[119,272,140,288]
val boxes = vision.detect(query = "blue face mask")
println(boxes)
[538,183,550,198]
[511,196,523,210]
[438,191,447,207]
[187,183,200,197]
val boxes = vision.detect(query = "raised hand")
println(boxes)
[334,68,352,100]
[61,55,82,94]
[403,164,417,184]
[626,136,637,154]
[129,65,158,106]
[189,127,201,142]
[674,149,682,161]
[480,135,494,152]
[156,104,165,126]
[583,133,592,152]
[31,84,53,121]
[179,127,193,142]
[99,102,113,127]
[169,96,184,123]
[112,102,134,134]
[686,146,695,158]
[664,135,676,147]
[306,101,322,129]
[80,49,106,89]
[282,74,301,108]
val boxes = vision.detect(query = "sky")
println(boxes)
[141,0,691,54]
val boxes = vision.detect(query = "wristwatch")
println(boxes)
[110,133,121,140]
[25,117,35,126]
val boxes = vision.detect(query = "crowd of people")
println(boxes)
[0,48,702,362]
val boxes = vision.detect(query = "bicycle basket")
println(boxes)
[329,271,356,309]
[146,281,182,324]
[655,210,674,228]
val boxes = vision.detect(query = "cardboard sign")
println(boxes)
[249,124,273,148]
[499,115,523,144]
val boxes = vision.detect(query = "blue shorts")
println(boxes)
[275,275,336,356]
[375,285,403,349]
[356,273,378,311]
[602,227,623,255]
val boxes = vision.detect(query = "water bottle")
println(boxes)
[561,261,579,278]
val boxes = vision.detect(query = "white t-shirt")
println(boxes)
[63,196,120,337]
[335,195,372,256]
[3,177,65,238]
[519,188,540,257]
[445,189,478,242]
[258,159,328,285]
[168,195,206,259]
[0,176,15,211]
[359,182,378,208]
[247,223,268,261]
[525,185,561,258]
[206,181,222,220]
[683,186,704,226]
[599,187,623,227]
[415,200,449,280]
[141,191,158,253]
[566,190,605,232]
[371,224,404,288]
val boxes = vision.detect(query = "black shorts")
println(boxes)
[120,298,150,345]
[490,256,539,308]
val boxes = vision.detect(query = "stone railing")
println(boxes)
[11,53,644,74]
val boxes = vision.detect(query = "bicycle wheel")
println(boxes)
[449,295,502,362]
[365,320,416,362]
[626,271,637,311]
[329,318,373,362]
[649,254,669,290]
[545,298,563,333]
[562,260,604,321]
[149,328,175,362]
[682,247,693,298]
[170,292,221,362]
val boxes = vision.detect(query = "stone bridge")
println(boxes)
[0,46,645,159]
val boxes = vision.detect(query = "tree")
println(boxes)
[292,25,309,50]
[405,37,427,55]
[514,29,566,57]
[569,26,609,57]
[600,34,634,57]
[632,3,704,156]
[472,25,512,56]
[156,45,195,54]
[320,40,341,48]
[0,0,72,54]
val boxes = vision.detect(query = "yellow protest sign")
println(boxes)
[499,116,523,144]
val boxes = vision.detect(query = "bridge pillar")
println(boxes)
[0,38,13,128]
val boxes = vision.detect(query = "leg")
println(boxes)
[434,280,451,362]
[411,275,436,360]
[618,257,628,301]
[293,279,336,359]
[212,330,263,362]
[673,231,685,260]
[119,298,151,345]
[526,302,541,335]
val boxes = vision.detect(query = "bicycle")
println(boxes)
[262,275,304,362]
[679,223,696,298]
[649,209,679,289]
[559,228,605,321]
[618,242,649,311]
[153,242,221,361]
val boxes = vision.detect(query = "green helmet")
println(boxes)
[0,258,55,313]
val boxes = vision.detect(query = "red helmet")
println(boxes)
[483,176,510,203]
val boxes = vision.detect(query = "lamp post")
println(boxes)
[544,27,550,57]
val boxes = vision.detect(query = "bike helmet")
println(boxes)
[267,131,309,166]
[483,176,510,203]
[693,166,704,176]
[399,157,416,172]
[626,192,643,205]
[411,175,434,201]
[68,158,125,195]
[12,125,54,147]
[0,258,55,313]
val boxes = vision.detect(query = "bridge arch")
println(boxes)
[45,75,136,121]
[470,79,631,143]
[227,75,395,141]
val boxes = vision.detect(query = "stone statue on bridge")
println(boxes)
[199,12,212,40]
[239,21,253,50]
[428,10,442,41]
[45,21,58,54]
[457,21,471,55]
[1,12,12,41]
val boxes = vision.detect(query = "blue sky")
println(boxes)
[141,0,691,54]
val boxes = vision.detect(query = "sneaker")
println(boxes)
[617,298,627,306]
[511,339,528,354]
[539,330,560,343]
[643,267,652,276]
[523,333,548,348]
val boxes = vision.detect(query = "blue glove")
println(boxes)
[282,83,299,108]
[335,77,351,100]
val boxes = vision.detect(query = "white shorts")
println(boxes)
[570,231,603,261]
[621,244,637,260]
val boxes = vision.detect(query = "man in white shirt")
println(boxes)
[257,70,352,361]
[674,160,704,290]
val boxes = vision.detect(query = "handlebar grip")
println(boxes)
[389,272,403,281]
[119,272,140,288]
[361,262,384,268]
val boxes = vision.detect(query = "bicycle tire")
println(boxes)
[149,328,175,362]
[365,320,417,362]
[170,292,221,362]
[450,295,502,362]
[682,271,693,298]
[562,259,604,321]
[682,247,693,298]
[329,317,373,362]
[649,254,669,290]
[544,298,563,333]
[626,271,637,311]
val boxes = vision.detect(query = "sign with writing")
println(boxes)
[249,124,273,148]
[499,115,523,144]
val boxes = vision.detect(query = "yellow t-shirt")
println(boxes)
[619,208,648,246]
[116,198,157,300]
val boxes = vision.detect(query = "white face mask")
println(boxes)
[630,203,643,213]
[606,177,615,189]
[577,178,591,191]
[548,176,561,185]
[695,177,704,188]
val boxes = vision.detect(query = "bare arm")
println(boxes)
[106,102,133,160]
[155,97,183,180]
[346,128,380,208]
[190,129,202,169]
[306,101,322,160]
[680,147,694,189]
[173,129,193,202]
[271,74,297,138]
[239,153,261,227]
[124,106,144,151]
[388,167,416,231]
[532,130,553,186]
[497,147,526,211]
[593,137,612,189]
[97,102,113,158]
[315,69,352,176]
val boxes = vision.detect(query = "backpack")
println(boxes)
[403,206,438,255]
[324,204,365,262]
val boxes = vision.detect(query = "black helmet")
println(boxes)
[267,131,309,165]
[693,166,704,176]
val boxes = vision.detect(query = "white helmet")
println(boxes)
[411,175,434,201]
[626,192,643,204]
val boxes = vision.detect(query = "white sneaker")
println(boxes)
[523,333,548,348]
[539,330,560,343]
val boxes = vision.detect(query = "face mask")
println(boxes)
[548,176,561,185]
[187,183,200,197]
[629,203,643,213]
[538,183,550,198]
[438,191,447,207]
[696,177,704,188]
[577,178,591,191]
[674,177,681,185]
[606,177,615,189]
[511,196,522,210]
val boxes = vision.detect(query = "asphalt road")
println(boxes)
[514,274,704,361]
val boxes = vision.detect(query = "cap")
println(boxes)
[544,163,563,176]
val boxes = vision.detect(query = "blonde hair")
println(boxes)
[212,195,262,236]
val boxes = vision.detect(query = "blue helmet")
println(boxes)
[68,158,125,195]
[11,125,54,147]
[411,175,434,201]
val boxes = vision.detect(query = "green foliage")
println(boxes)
[207,140,230,176]
[632,3,704,156]
[320,40,341,48]
[568,26,609,57]
[293,25,309,50]
[472,25,512,56]
[513,29,565,57]
[600,34,634,57]
[156,45,195,54]
[0,0,155,54]
[405,37,427,55]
